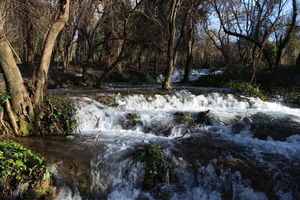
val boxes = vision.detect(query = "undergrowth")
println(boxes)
[40,95,77,135]
[193,66,299,100]
[0,140,51,199]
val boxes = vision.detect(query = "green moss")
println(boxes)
[0,140,51,199]
[19,119,32,136]
[174,112,198,126]
[125,113,141,125]
[40,95,77,135]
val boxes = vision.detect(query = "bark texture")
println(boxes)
[33,0,70,106]
[162,0,181,90]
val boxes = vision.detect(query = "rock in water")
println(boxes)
[196,110,212,125]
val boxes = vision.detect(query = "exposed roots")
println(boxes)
[0,110,8,135]
[4,100,18,135]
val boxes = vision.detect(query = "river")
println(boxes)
[17,87,300,200]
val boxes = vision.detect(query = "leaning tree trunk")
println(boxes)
[98,39,127,83]
[32,0,70,106]
[0,0,70,136]
[0,40,34,136]
[275,0,297,68]
[162,0,181,90]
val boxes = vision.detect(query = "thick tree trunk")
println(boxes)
[32,0,70,106]
[0,42,29,113]
[162,0,181,90]
[0,0,70,136]
[0,40,33,135]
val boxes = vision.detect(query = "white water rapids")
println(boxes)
[56,90,300,200]
[157,69,223,83]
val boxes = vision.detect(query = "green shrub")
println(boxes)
[0,140,51,199]
[224,80,266,99]
[193,65,299,99]
[136,143,168,189]
[41,95,77,135]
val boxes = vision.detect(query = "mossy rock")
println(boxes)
[95,95,119,107]
[0,140,53,199]
[174,112,197,126]
[195,110,213,125]
[122,113,143,130]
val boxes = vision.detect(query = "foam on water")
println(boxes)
[157,68,222,83]
[74,90,300,134]
[57,90,300,200]
[73,91,300,160]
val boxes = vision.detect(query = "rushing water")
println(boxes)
[52,90,300,200]
[157,69,222,83]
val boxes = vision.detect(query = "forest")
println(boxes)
[0,0,300,199]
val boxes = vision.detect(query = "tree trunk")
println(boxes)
[0,0,70,136]
[153,51,157,78]
[99,55,126,83]
[32,0,70,106]
[183,18,194,84]
[162,0,181,90]
[138,51,142,71]
[98,39,127,82]
[250,46,257,84]
[0,40,33,136]
[275,0,297,68]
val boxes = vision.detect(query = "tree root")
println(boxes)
[5,100,19,135]
[0,110,9,135]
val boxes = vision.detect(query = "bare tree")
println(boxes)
[211,0,288,82]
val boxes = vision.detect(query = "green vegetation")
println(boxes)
[125,113,141,126]
[224,80,265,99]
[40,95,77,135]
[194,66,299,100]
[0,140,52,199]
[136,143,169,189]
[174,112,197,126]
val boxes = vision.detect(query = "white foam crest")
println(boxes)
[157,69,223,83]
[74,91,300,135]
[115,91,300,124]
[210,127,300,159]
[74,98,124,133]
[116,92,249,111]
[55,186,82,200]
